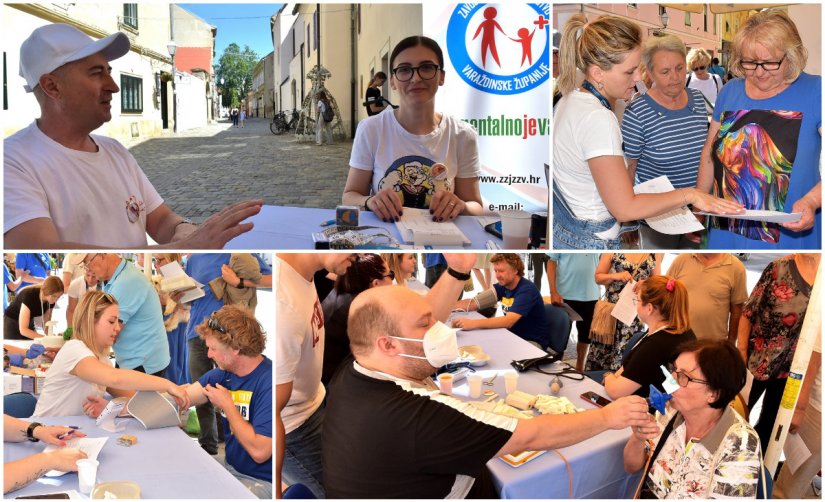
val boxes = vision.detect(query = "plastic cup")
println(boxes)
[499,211,532,249]
[467,373,483,398]
[76,458,99,494]
[504,371,519,395]
[437,373,454,395]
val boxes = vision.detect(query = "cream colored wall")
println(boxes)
[788,4,821,76]
[355,4,423,121]
[314,4,352,131]
[172,5,214,49]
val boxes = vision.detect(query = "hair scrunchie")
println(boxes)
[666,279,676,292]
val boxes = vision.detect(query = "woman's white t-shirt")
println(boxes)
[349,110,480,207]
[687,72,721,105]
[553,89,626,221]
[32,340,108,417]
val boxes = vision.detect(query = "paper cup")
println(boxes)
[77,459,99,494]
[504,371,519,395]
[467,373,483,398]
[499,211,532,249]
[437,373,454,395]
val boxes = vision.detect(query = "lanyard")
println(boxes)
[582,80,612,111]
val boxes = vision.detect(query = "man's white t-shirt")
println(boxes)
[67,276,97,299]
[32,340,107,417]
[349,110,481,208]
[553,89,626,221]
[4,122,163,247]
[275,258,325,433]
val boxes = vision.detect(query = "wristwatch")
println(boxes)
[446,267,471,281]
[238,278,245,289]
[26,422,42,442]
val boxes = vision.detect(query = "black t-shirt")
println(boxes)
[622,328,697,398]
[365,87,383,116]
[323,363,515,498]
[320,290,355,385]
[4,286,53,339]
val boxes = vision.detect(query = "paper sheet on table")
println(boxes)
[395,208,470,246]
[611,281,638,326]
[44,437,108,476]
[558,302,583,322]
[159,261,205,303]
[695,209,802,223]
[95,396,128,433]
[634,176,704,234]
[783,431,812,474]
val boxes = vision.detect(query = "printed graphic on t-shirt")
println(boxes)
[218,389,253,421]
[500,295,514,313]
[311,299,323,348]
[711,109,801,243]
[377,155,452,209]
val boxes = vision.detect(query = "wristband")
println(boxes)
[363,196,373,211]
[446,267,471,281]
[26,422,42,442]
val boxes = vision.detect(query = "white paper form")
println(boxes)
[782,431,813,474]
[611,281,638,326]
[395,208,471,246]
[159,261,205,303]
[695,210,802,223]
[44,437,109,476]
[634,176,704,235]
[95,397,128,433]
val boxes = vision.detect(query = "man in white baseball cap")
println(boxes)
[4,23,262,249]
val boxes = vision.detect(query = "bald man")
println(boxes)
[321,284,651,498]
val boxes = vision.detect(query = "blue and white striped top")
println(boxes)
[621,88,708,188]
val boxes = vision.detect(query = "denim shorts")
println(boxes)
[552,187,628,249]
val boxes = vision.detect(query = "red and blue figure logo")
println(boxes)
[447,3,550,95]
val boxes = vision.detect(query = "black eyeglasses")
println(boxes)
[82,254,100,267]
[208,313,228,334]
[391,63,441,82]
[382,270,396,281]
[741,54,785,71]
[667,363,710,387]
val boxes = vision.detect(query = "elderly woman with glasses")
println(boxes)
[624,339,761,498]
[621,36,711,249]
[342,36,483,223]
[32,291,189,418]
[686,48,723,106]
[698,9,821,250]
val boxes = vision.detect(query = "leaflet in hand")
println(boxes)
[44,437,108,476]
[634,176,704,235]
[160,261,205,303]
[695,209,802,223]
[611,281,638,326]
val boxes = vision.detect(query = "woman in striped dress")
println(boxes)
[621,35,709,249]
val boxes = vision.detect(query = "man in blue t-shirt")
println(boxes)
[15,253,52,289]
[185,254,271,455]
[186,304,272,499]
[453,254,549,349]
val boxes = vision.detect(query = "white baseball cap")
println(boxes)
[19,23,130,92]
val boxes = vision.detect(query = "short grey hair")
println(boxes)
[642,35,686,71]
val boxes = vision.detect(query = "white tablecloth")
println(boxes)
[225,205,504,249]
[3,415,256,499]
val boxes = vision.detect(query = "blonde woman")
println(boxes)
[382,253,417,287]
[553,14,742,249]
[686,48,722,106]
[3,276,63,340]
[32,291,188,417]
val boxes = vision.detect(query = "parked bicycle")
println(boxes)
[270,109,300,135]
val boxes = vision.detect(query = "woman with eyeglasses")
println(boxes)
[624,339,761,498]
[321,254,394,385]
[603,276,696,400]
[698,10,821,250]
[686,48,723,107]
[32,291,189,417]
[343,36,483,223]
[4,276,63,340]
[553,15,742,249]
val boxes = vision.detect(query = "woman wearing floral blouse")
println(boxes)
[738,253,820,452]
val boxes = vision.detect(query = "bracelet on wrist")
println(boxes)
[446,267,471,281]
[363,196,373,211]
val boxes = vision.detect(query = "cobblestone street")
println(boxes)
[126,117,352,221]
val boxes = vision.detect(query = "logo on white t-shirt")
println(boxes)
[125,195,146,223]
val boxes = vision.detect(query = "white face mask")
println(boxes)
[391,321,459,368]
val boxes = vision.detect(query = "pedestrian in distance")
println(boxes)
[315,91,334,146]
